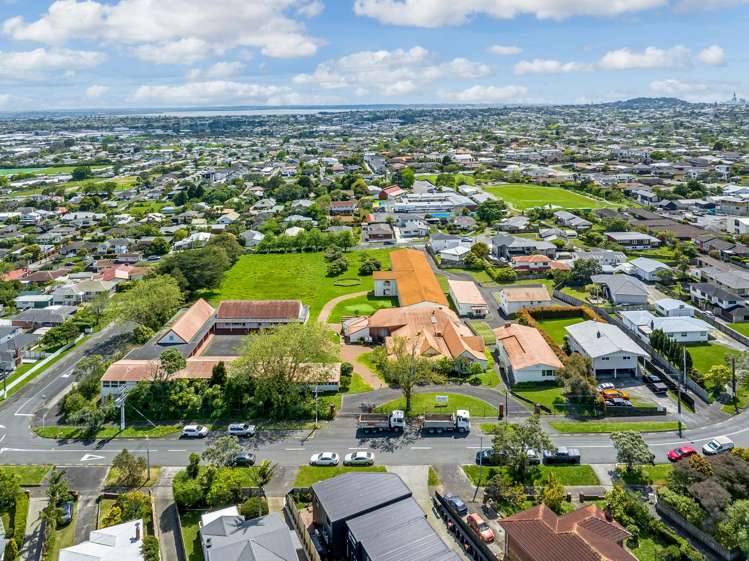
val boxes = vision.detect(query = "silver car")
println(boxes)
[344,451,375,466]
[227,423,256,437]
[310,452,340,466]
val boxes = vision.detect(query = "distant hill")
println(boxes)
[599,97,692,109]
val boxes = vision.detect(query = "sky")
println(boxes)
[0,0,746,111]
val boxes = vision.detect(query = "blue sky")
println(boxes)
[0,0,745,110]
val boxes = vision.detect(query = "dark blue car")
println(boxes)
[444,493,468,516]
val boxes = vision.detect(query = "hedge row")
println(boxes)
[526,305,604,323]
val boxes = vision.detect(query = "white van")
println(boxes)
[702,436,734,455]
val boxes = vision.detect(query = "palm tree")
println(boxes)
[249,460,278,518]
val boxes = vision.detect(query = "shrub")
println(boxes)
[4,539,18,561]
[239,496,269,519]
[141,536,160,561]
[172,475,204,508]
[326,257,348,276]
[341,362,354,377]
[658,488,706,527]
[132,324,155,344]
[13,493,28,547]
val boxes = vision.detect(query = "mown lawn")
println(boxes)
[346,373,373,394]
[511,382,567,414]
[467,320,495,345]
[484,184,616,210]
[0,465,51,485]
[49,502,77,561]
[617,464,673,486]
[35,424,181,439]
[728,322,749,337]
[550,421,680,433]
[417,173,475,186]
[204,250,393,319]
[375,392,498,417]
[535,317,583,346]
[687,342,737,375]
[327,294,396,323]
[462,465,599,486]
[104,467,161,488]
[97,498,117,528]
[294,465,387,487]
[180,510,205,561]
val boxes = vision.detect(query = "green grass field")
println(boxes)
[462,465,599,486]
[484,184,616,210]
[375,392,498,417]
[550,421,680,433]
[346,373,373,394]
[204,250,393,319]
[417,173,475,186]
[687,342,737,374]
[729,322,749,337]
[294,465,387,487]
[535,317,582,346]
[0,165,107,177]
[327,294,396,323]
[511,382,567,414]
[0,465,51,485]
[180,510,205,561]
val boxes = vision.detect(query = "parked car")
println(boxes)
[467,513,495,543]
[600,388,630,400]
[227,452,256,467]
[703,436,734,455]
[595,383,615,392]
[605,397,632,407]
[475,448,507,466]
[667,446,697,462]
[309,452,340,466]
[59,501,74,526]
[643,375,668,396]
[444,493,468,516]
[227,423,256,437]
[344,451,375,466]
[181,425,209,438]
[543,447,581,465]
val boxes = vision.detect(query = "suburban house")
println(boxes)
[447,280,488,318]
[11,306,77,330]
[198,508,302,561]
[590,274,648,306]
[700,267,749,297]
[214,300,309,333]
[494,324,563,384]
[363,222,395,243]
[60,519,144,561]
[499,504,636,561]
[373,249,448,308]
[511,254,552,271]
[621,310,713,343]
[604,231,661,249]
[311,472,460,561]
[497,285,553,317]
[428,233,474,253]
[629,257,669,282]
[689,282,749,321]
[573,249,627,268]
[655,298,695,317]
[359,306,487,369]
[14,294,52,310]
[491,234,556,260]
[330,200,358,215]
[439,244,472,266]
[553,210,592,230]
[565,320,648,378]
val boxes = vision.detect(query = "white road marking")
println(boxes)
[80,453,105,462]
[465,446,482,449]
[0,435,6,443]
[347,447,369,450]
[410,446,432,450]
[167,449,186,452]
[284,448,305,451]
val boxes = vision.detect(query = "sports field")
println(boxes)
[484,184,616,210]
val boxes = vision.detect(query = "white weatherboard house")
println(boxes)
[60,519,143,561]
[497,285,553,317]
[655,298,695,317]
[629,257,670,282]
[494,323,563,384]
[448,279,488,318]
[621,310,713,343]
[565,320,648,378]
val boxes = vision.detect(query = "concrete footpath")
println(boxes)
[152,468,184,561]
[19,497,47,561]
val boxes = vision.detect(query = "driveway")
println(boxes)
[340,344,386,390]
[152,467,184,561]
[66,466,108,545]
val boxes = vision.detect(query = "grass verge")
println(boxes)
[462,464,599,486]
[0,465,51,486]
[549,421,680,433]
[428,466,441,487]
[616,464,673,486]
[34,424,181,439]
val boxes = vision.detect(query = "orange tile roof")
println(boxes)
[385,249,448,307]
[494,323,563,371]
[168,299,215,343]
[102,357,234,383]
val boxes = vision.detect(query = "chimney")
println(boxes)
[135,522,141,541]
[596,331,601,338]
[604,504,613,522]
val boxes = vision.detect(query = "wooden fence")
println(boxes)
[284,493,322,561]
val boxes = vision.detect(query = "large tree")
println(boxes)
[110,275,184,331]
[230,322,338,418]
[160,246,231,292]
[381,336,436,413]
[492,414,553,480]
[201,436,244,467]
[611,431,653,473]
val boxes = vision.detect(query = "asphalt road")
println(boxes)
[0,321,748,469]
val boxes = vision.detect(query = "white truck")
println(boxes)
[357,410,406,434]
[422,410,471,434]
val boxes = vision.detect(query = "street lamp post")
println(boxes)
[146,436,151,483]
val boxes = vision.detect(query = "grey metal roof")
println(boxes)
[312,472,412,523]
[591,274,648,297]
[201,513,298,561]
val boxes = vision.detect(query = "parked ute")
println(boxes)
[643,374,669,395]
[309,452,339,466]
[667,446,697,462]
[543,447,581,465]
[444,493,468,516]
[181,425,209,438]
[595,383,615,392]
[227,423,256,437]
[344,451,375,466]
[703,436,734,455]
[600,389,630,400]
[467,513,495,543]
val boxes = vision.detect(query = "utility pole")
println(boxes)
[146,436,151,482]
[732,356,738,414]
[473,434,484,501]
[678,347,684,438]
[504,390,509,425]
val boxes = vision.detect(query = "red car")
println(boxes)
[667,446,697,462]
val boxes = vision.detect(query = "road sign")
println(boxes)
[435,395,448,407]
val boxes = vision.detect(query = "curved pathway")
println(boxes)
[317,289,369,325]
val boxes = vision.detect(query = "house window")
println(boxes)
[542,370,555,377]
[602,357,609,361]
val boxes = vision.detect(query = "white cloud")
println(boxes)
[599,46,691,69]
[487,44,522,55]
[296,0,324,17]
[650,79,708,94]
[3,0,321,59]
[132,80,292,105]
[353,0,667,27]
[697,45,725,66]
[0,94,10,106]
[85,84,109,97]
[440,84,527,102]
[0,47,105,80]
[132,38,212,65]
[514,58,593,75]
[187,61,246,80]
[293,46,491,96]
[675,0,748,11]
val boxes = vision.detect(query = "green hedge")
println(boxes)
[13,492,29,549]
